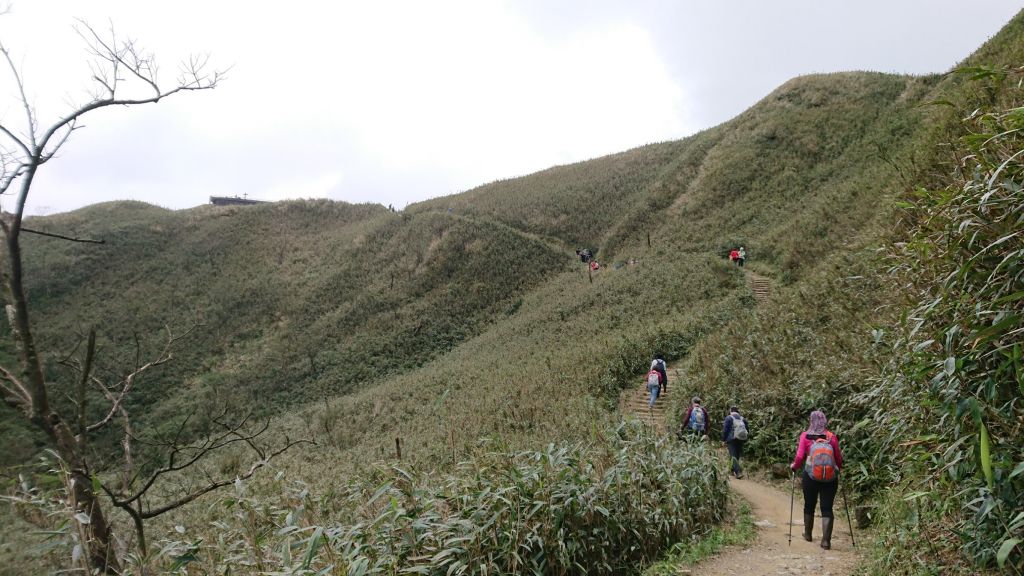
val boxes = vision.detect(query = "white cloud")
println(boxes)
[1,1,1020,215]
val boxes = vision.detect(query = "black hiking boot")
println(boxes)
[802,513,814,542]
[820,516,834,550]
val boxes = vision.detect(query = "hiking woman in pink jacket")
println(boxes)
[790,410,843,549]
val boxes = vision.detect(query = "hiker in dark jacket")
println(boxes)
[650,355,668,394]
[790,410,843,550]
[722,407,748,479]
[682,397,708,436]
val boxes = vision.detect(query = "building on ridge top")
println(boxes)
[210,194,266,206]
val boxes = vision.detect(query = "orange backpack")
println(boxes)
[804,433,837,482]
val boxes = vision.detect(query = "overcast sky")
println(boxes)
[1,1,1021,215]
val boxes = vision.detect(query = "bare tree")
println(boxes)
[0,21,299,574]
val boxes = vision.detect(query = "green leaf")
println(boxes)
[979,421,994,491]
[997,538,1021,568]
[944,356,956,376]
[1010,461,1024,479]
[302,526,325,569]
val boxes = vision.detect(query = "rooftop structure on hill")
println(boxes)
[210,195,266,206]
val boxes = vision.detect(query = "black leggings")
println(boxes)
[802,472,838,518]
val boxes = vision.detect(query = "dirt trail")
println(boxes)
[622,271,861,573]
[696,476,861,576]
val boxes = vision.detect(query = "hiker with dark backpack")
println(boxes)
[650,355,668,394]
[790,410,844,550]
[721,406,748,478]
[682,397,708,436]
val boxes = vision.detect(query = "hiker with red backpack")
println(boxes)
[790,410,844,550]
[645,368,662,413]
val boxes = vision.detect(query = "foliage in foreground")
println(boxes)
[860,65,1024,574]
[664,16,1024,573]
[7,424,727,575]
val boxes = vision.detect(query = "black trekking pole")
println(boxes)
[788,469,795,546]
[840,478,856,548]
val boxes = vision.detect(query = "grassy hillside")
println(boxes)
[2,9,1023,575]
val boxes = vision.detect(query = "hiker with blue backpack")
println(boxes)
[790,410,844,550]
[722,406,749,478]
[682,397,709,436]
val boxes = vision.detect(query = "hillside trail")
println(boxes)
[619,368,676,433]
[693,475,861,575]
[621,270,861,574]
[619,269,772,432]
[746,269,771,303]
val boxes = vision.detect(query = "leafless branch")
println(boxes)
[0,364,31,409]
[0,123,31,158]
[1,22,222,230]
[76,331,96,436]
[0,15,224,572]
[84,327,181,434]
[117,414,271,508]
[22,227,105,244]
[0,41,37,149]
[140,438,308,519]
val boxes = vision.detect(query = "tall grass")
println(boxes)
[66,424,727,575]
[860,65,1024,573]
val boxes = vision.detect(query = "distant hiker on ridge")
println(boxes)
[683,396,708,436]
[650,354,668,394]
[729,248,740,265]
[790,410,843,550]
[722,406,749,478]
[737,246,746,267]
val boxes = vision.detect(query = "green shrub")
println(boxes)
[124,424,728,575]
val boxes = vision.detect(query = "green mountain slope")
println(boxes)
[5,66,929,465]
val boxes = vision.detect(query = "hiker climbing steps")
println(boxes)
[619,368,674,432]
[747,271,771,303]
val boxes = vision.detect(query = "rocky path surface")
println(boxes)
[696,476,861,576]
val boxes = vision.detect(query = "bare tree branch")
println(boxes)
[0,123,31,158]
[138,438,308,519]
[84,355,168,434]
[76,331,96,436]
[0,15,234,572]
[22,227,105,244]
[0,41,37,149]
[0,363,31,408]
